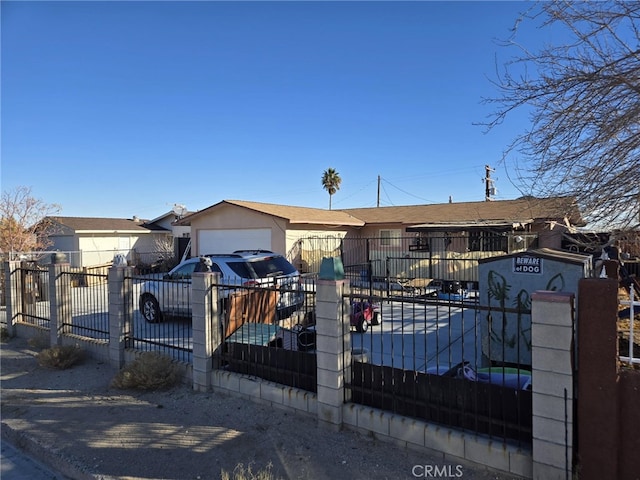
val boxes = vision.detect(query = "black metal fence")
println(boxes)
[220,277,317,392]
[126,274,193,363]
[11,264,50,327]
[343,289,532,446]
[293,234,538,291]
[61,271,109,340]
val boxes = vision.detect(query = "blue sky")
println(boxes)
[2,1,549,219]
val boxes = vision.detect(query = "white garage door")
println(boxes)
[197,229,272,255]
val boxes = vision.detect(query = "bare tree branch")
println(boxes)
[0,186,62,257]
[483,0,640,230]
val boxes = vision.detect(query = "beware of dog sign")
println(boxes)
[513,255,542,274]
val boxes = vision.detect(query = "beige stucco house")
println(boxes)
[179,197,583,250]
[176,197,584,276]
[44,215,175,267]
[175,200,365,258]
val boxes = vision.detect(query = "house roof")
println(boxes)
[340,197,585,227]
[145,210,194,226]
[177,200,366,227]
[48,217,155,234]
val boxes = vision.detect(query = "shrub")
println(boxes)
[111,351,180,390]
[221,462,280,480]
[38,344,84,369]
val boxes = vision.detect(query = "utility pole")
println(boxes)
[377,175,381,207]
[485,165,496,201]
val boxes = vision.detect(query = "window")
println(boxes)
[380,229,401,247]
[468,231,508,252]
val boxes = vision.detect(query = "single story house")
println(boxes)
[174,199,365,258]
[43,214,181,267]
[176,197,585,276]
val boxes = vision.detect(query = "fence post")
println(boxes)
[192,272,220,392]
[530,290,576,480]
[3,261,22,337]
[576,278,619,480]
[315,277,351,429]
[48,263,72,346]
[108,265,133,369]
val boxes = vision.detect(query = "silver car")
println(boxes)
[139,251,304,322]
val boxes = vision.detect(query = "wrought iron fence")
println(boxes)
[619,287,640,367]
[343,289,532,446]
[220,278,317,392]
[11,264,50,327]
[61,271,109,340]
[293,234,537,290]
[126,274,193,363]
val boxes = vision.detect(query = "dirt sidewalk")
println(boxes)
[1,337,520,480]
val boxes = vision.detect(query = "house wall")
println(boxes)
[133,232,170,255]
[49,235,78,253]
[531,222,564,249]
[77,233,155,266]
[188,204,288,256]
[153,216,190,239]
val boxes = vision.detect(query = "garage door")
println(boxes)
[197,229,272,255]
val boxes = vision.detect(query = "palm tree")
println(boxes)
[321,168,342,210]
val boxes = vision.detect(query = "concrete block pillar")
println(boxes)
[192,272,221,392]
[3,261,22,337]
[530,290,575,480]
[315,278,351,428]
[48,263,72,346]
[108,266,134,369]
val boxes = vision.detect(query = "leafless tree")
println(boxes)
[484,0,640,231]
[0,186,61,258]
[154,234,175,260]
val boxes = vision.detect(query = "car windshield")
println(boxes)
[224,256,296,279]
[250,256,297,278]
[226,261,254,279]
[169,262,198,279]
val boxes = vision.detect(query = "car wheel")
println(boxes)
[356,316,369,333]
[140,294,162,323]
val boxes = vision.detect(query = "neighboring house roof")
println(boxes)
[144,210,194,228]
[341,197,585,228]
[177,200,366,227]
[47,217,156,234]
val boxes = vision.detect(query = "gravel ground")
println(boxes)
[1,337,523,480]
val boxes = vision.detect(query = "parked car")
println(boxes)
[139,251,304,323]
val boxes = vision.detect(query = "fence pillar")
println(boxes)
[315,278,351,429]
[530,290,576,480]
[48,263,72,346]
[3,261,22,337]
[576,278,619,480]
[192,272,220,392]
[108,266,133,369]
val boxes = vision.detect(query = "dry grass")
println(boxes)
[38,344,84,369]
[221,462,281,480]
[110,351,180,390]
